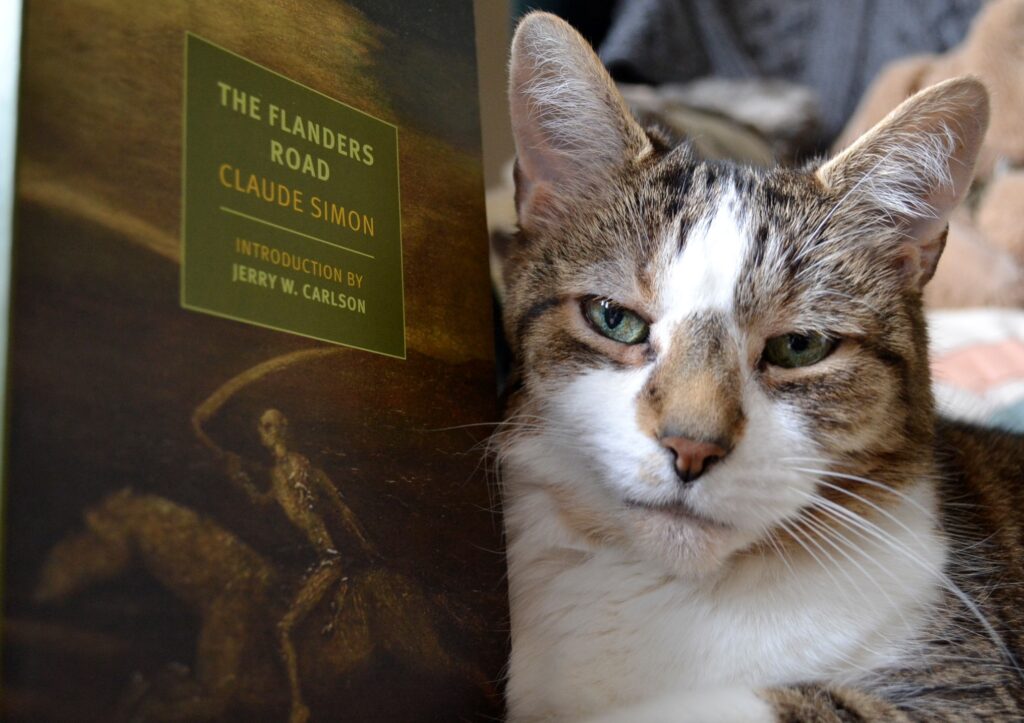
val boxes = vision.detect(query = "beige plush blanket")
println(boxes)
[836,0,1024,309]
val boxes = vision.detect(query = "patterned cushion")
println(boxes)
[929,309,1024,432]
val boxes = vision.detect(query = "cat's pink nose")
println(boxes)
[660,436,727,484]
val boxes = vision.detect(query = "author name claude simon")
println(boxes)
[218,163,376,239]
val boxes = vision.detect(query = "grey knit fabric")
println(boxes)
[599,0,984,140]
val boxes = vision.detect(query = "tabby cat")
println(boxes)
[497,12,1024,722]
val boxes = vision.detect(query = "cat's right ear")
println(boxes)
[508,12,651,230]
[817,77,989,290]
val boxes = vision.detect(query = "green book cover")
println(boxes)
[2,1,506,720]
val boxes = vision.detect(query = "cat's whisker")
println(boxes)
[795,495,935,643]
[763,530,798,580]
[798,507,911,616]
[788,487,1023,680]
[774,518,889,675]
[805,477,937,558]
[789,485,945,583]
[759,527,881,678]
[419,421,506,432]
[770,516,925,671]
[789,465,937,522]
[799,496,1001,651]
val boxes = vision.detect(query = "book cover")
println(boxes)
[1,1,506,720]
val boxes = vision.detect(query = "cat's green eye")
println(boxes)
[582,298,649,345]
[762,332,837,369]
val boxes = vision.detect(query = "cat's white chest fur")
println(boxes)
[504,467,945,722]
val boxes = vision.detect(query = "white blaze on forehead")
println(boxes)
[651,186,748,346]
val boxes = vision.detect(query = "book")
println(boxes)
[1,1,506,720]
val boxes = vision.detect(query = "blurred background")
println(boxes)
[477,0,988,179]
[476,0,1024,430]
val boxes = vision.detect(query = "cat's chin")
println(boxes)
[624,497,731,529]
[623,501,755,577]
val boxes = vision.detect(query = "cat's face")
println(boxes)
[500,13,988,576]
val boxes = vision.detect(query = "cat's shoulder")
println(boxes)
[937,418,1024,479]
[936,417,1024,543]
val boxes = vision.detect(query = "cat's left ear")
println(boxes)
[817,77,989,289]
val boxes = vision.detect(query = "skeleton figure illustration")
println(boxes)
[33,349,495,722]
